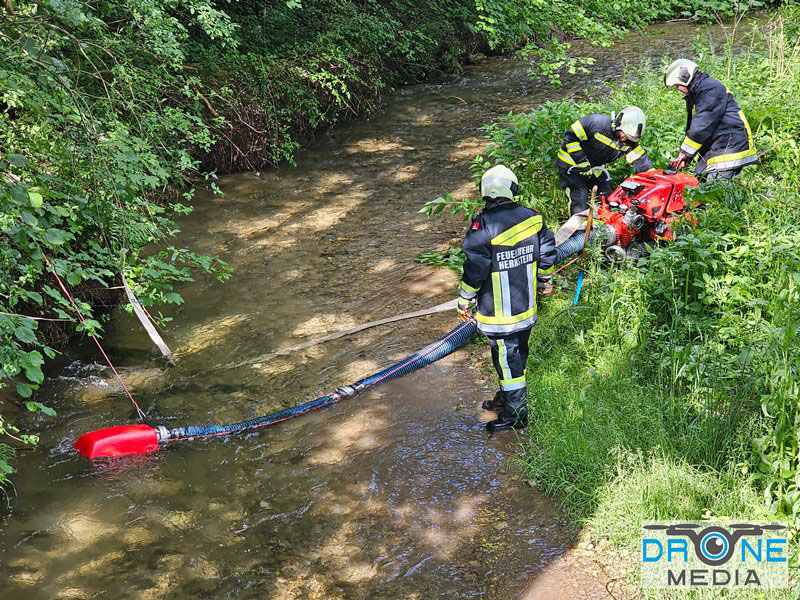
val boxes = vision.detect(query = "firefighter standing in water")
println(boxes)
[664,59,757,178]
[457,165,557,432]
[555,106,654,217]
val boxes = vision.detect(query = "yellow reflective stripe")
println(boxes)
[491,272,503,317]
[706,147,757,166]
[497,339,512,380]
[539,263,554,275]
[740,110,754,150]
[594,132,619,150]
[460,280,479,294]
[500,375,526,391]
[682,136,702,151]
[558,149,577,166]
[476,306,537,325]
[707,110,756,169]
[491,215,542,246]
[566,142,582,152]
[625,145,645,164]
[571,120,588,141]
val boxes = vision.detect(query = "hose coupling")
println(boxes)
[335,385,357,398]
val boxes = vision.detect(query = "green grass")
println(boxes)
[446,7,800,590]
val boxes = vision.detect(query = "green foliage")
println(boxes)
[474,0,782,84]
[0,0,234,482]
[198,0,478,171]
[415,247,466,273]
[438,7,800,543]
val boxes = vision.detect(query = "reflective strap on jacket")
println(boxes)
[558,149,577,166]
[476,313,538,335]
[594,132,619,150]
[490,215,542,246]
[491,272,503,317]
[705,148,758,171]
[625,145,645,164]
[740,110,754,149]
[526,262,537,313]
[477,305,536,326]
[571,120,588,141]
[680,135,703,155]
[459,279,479,299]
[566,141,582,153]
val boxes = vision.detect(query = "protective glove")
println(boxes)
[456,297,476,322]
[567,162,592,176]
[668,153,689,171]
[588,166,611,181]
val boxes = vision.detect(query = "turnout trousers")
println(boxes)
[487,327,532,419]
[557,167,613,216]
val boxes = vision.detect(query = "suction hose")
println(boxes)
[556,230,597,264]
[75,319,478,458]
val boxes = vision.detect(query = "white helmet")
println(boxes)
[612,106,646,142]
[664,59,698,88]
[480,164,519,200]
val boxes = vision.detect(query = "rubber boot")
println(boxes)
[481,390,505,412]
[486,405,528,432]
[486,409,528,432]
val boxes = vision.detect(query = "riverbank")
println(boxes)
[0,0,785,489]
[431,6,799,597]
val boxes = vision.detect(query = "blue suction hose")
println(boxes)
[159,319,478,444]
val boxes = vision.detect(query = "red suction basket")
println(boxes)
[74,424,159,459]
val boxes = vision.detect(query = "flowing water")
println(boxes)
[2,21,725,599]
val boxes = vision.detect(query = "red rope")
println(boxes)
[42,254,147,421]
[553,255,580,275]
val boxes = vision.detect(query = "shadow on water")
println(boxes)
[1,20,729,599]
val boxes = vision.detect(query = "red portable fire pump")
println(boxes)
[598,169,699,260]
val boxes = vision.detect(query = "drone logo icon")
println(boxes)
[641,521,788,589]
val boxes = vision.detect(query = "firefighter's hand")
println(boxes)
[669,153,689,171]
[456,297,476,322]
[588,166,611,181]
[567,162,592,176]
[538,279,554,297]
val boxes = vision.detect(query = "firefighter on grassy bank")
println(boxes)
[664,59,757,178]
[457,165,557,432]
[555,106,654,216]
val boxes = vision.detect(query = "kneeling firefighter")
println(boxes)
[457,165,557,431]
[555,106,654,217]
[664,59,757,179]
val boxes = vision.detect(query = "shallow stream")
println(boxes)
[1,20,723,599]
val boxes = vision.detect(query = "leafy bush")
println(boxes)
[0,0,235,492]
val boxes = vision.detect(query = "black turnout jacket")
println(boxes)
[680,71,757,173]
[459,198,557,336]
[555,113,654,173]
